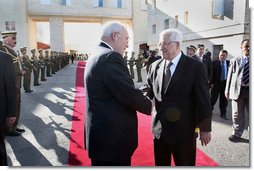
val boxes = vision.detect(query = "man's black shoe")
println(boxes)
[220,115,228,120]
[6,130,21,136]
[16,128,25,133]
[228,135,241,142]
[25,90,34,93]
[34,84,41,86]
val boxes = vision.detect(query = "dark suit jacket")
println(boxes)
[84,42,152,162]
[202,54,213,82]
[143,52,212,144]
[0,51,17,127]
[211,60,230,89]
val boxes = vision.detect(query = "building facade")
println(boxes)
[146,0,250,59]
[0,0,148,56]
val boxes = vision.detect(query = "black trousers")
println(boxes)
[211,80,228,116]
[154,136,196,166]
[91,159,131,166]
[0,129,7,166]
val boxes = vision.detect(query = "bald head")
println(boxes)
[100,21,129,55]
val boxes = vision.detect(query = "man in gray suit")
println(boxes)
[84,21,152,166]
[225,39,249,142]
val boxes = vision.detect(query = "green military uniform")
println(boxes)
[135,52,143,82]
[1,31,24,136]
[128,52,135,79]
[45,50,52,77]
[20,47,33,93]
[50,51,56,74]
[123,51,128,66]
[38,49,47,81]
[31,49,41,86]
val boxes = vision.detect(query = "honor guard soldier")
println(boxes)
[45,50,52,77]
[20,47,33,93]
[135,52,143,82]
[1,31,25,136]
[38,49,47,81]
[31,49,41,86]
[50,51,56,74]
[128,51,135,79]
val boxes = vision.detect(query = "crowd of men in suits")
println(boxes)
[186,41,249,143]
[0,30,71,165]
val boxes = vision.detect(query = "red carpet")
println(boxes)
[68,61,219,166]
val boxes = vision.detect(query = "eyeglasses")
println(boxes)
[158,41,178,47]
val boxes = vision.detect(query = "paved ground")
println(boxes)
[5,61,250,167]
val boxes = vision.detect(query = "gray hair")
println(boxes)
[100,21,125,39]
[160,28,183,45]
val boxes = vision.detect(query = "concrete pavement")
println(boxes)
[5,61,250,166]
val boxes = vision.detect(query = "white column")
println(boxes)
[49,17,64,51]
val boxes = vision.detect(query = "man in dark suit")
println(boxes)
[196,44,213,84]
[84,21,152,166]
[0,50,17,165]
[210,50,229,120]
[142,29,212,166]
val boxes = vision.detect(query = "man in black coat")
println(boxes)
[210,50,230,120]
[141,29,212,166]
[84,21,152,166]
[0,50,17,165]
[196,44,213,84]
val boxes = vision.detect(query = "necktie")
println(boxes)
[242,61,249,85]
[163,62,173,93]
[220,61,226,80]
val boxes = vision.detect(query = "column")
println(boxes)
[49,17,64,52]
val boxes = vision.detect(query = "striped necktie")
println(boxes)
[242,61,249,85]
[163,62,173,93]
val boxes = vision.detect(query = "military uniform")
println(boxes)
[20,47,33,93]
[1,31,25,136]
[38,49,47,81]
[123,51,128,66]
[45,50,52,77]
[135,52,143,82]
[128,52,135,79]
[31,49,41,86]
[50,51,56,74]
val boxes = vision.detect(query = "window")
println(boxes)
[175,15,179,28]
[40,0,51,5]
[140,0,147,11]
[212,0,224,20]
[5,21,16,31]
[99,0,104,7]
[114,0,126,8]
[93,0,104,7]
[184,11,188,25]
[152,24,156,34]
[60,0,71,6]
[164,19,169,29]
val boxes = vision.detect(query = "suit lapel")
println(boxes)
[158,59,165,95]
[166,54,187,91]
